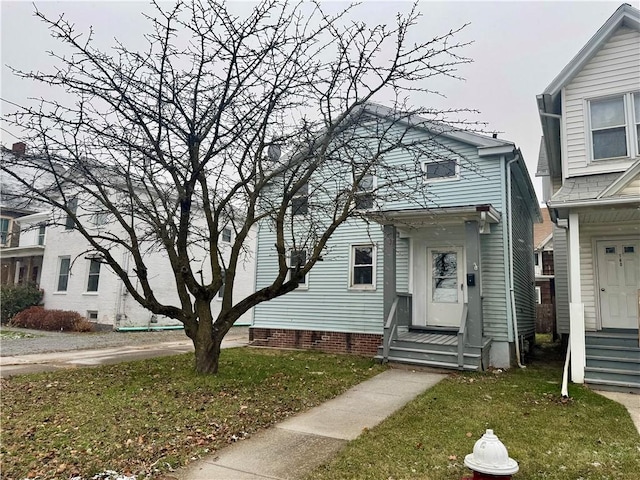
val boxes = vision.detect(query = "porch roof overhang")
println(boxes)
[549,196,640,221]
[368,204,501,229]
[0,245,45,259]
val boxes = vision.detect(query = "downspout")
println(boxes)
[506,156,525,368]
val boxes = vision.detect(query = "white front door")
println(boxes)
[597,240,639,329]
[427,247,464,327]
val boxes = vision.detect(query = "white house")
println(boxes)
[537,4,640,392]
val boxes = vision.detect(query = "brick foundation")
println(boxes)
[249,327,382,356]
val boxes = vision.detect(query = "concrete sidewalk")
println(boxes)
[175,369,446,480]
[0,331,248,377]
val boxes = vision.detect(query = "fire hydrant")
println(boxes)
[462,429,519,479]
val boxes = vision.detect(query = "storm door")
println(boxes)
[426,248,464,327]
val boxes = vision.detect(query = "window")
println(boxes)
[423,159,458,181]
[93,211,108,227]
[354,172,375,210]
[87,258,101,292]
[588,92,640,160]
[57,257,71,292]
[221,227,232,243]
[350,245,375,289]
[535,286,542,304]
[0,218,10,246]
[87,311,99,322]
[65,197,78,230]
[291,183,308,215]
[217,269,226,298]
[289,249,307,287]
[37,224,46,245]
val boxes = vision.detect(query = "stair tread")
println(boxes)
[584,366,640,376]
[383,355,479,371]
[584,378,640,388]
[587,355,640,363]
[388,346,480,358]
[586,345,640,352]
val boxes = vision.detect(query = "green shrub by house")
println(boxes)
[9,306,94,332]
[0,283,44,324]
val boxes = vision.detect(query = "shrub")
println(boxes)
[9,307,94,332]
[0,283,44,324]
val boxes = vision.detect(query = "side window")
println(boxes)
[221,228,232,243]
[57,257,71,292]
[589,96,627,160]
[87,258,101,292]
[65,197,78,230]
[289,249,307,288]
[291,183,308,216]
[423,159,458,181]
[354,172,375,210]
[37,224,46,245]
[350,245,376,289]
[0,217,10,246]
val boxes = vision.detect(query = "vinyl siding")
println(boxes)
[480,221,510,341]
[553,225,570,335]
[619,176,640,196]
[254,218,385,334]
[396,237,410,292]
[510,171,536,338]
[563,27,640,177]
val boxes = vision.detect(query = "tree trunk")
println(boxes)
[192,299,221,374]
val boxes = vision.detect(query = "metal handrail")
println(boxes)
[382,297,400,362]
[457,303,469,369]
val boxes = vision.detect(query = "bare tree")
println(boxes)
[1,0,475,373]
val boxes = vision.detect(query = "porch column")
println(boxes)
[568,212,585,383]
[465,221,483,346]
[383,224,397,325]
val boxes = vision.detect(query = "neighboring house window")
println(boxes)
[221,227,232,243]
[37,224,46,245]
[57,257,71,292]
[65,197,78,230]
[93,211,109,227]
[354,172,375,210]
[291,183,308,215]
[289,249,307,287]
[87,311,99,322]
[0,217,10,246]
[350,245,376,289]
[87,258,101,292]
[588,92,640,160]
[217,269,226,298]
[535,286,542,304]
[423,159,458,181]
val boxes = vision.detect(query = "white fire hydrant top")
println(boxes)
[463,429,519,475]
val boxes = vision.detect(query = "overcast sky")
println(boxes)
[0,0,627,202]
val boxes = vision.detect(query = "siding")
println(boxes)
[619,176,640,196]
[563,27,640,177]
[396,237,410,292]
[553,225,570,335]
[510,169,536,339]
[481,221,509,341]
[253,219,385,334]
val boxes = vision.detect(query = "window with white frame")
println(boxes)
[350,245,376,289]
[65,197,78,230]
[93,211,109,227]
[221,227,232,243]
[354,172,375,210]
[57,257,71,292]
[535,286,542,304]
[588,92,640,161]
[289,249,307,287]
[291,183,308,215]
[37,224,46,245]
[86,258,101,292]
[0,217,11,246]
[217,269,226,298]
[423,159,458,181]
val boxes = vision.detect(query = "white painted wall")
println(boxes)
[40,209,257,328]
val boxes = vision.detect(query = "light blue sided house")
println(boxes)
[251,106,540,370]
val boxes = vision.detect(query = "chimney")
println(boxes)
[12,142,26,155]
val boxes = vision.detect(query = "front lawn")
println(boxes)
[0,348,384,480]
[0,329,37,339]
[306,341,640,480]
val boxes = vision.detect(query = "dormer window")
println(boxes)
[588,92,639,161]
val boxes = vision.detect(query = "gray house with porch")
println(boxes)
[251,107,540,370]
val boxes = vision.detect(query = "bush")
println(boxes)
[9,307,94,332]
[0,283,44,324]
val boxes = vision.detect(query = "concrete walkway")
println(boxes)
[596,390,640,434]
[175,369,446,480]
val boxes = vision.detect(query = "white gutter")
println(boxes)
[506,156,525,369]
[549,196,640,209]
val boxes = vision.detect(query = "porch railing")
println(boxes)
[457,303,469,369]
[382,293,412,362]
